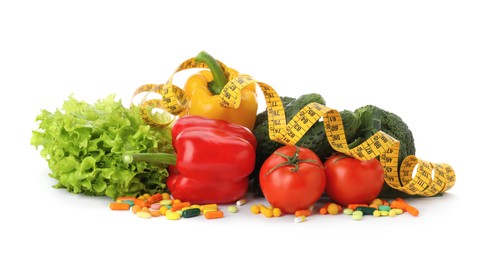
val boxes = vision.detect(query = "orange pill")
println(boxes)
[295,209,312,217]
[150,210,162,217]
[204,210,224,219]
[147,193,163,204]
[131,205,142,214]
[109,202,130,210]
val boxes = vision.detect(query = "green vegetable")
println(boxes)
[251,93,361,195]
[352,104,417,198]
[30,94,174,199]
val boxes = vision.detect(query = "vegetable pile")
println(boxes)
[31,95,174,199]
[31,50,456,220]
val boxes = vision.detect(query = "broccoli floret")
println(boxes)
[353,105,417,198]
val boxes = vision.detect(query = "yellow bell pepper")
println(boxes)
[178,51,258,130]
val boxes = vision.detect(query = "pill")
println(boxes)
[147,193,163,204]
[262,208,273,218]
[236,199,247,206]
[182,208,201,218]
[295,209,312,217]
[392,208,403,215]
[136,211,152,219]
[380,210,389,216]
[273,208,282,217]
[131,205,142,214]
[166,211,181,220]
[370,198,383,206]
[171,202,191,211]
[115,196,136,202]
[355,206,376,215]
[343,208,354,215]
[205,210,224,219]
[352,212,363,221]
[319,207,327,215]
[378,205,391,211]
[373,210,381,217]
[109,202,130,210]
[203,208,218,214]
[347,204,368,210]
[294,215,306,223]
[122,200,135,207]
[150,203,162,210]
[150,210,162,217]
[160,199,173,206]
[250,205,260,214]
[388,210,397,217]
[227,206,238,213]
[159,206,169,215]
[200,204,218,211]
[327,203,340,215]
[162,193,171,200]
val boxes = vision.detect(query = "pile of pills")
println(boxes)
[109,193,246,220]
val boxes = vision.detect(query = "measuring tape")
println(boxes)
[132,56,456,197]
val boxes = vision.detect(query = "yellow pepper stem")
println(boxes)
[195,51,228,95]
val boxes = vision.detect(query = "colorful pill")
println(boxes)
[250,205,260,214]
[122,200,135,207]
[294,215,306,223]
[355,206,376,215]
[182,208,201,218]
[147,193,163,204]
[205,210,224,219]
[272,208,282,217]
[160,199,173,206]
[295,209,312,217]
[378,205,391,211]
[109,202,130,210]
[166,211,181,220]
[352,211,363,221]
[343,208,354,215]
[227,206,238,213]
[236,199,247,206]
[150,203,162,210]
[136,211,152,219]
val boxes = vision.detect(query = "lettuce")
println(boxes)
[31,94,174,199]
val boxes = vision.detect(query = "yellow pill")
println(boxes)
[371,198,383,206]
[143,193,151,199]
[136,211,152,219]
[172,199,182,204]
[327,203,339,215]
[392,208,403,215]
[373,210,381,217]
[203,208,218,214]
[159,206,168,215]
[227,206,238,213]
[250,205,260,214]
[388,210,397,217]
[272,208,282,217]
[200,204,218,211]
[160,199,173,206]
[162,193,171,200]
[380,210,389,216]
[166,211,181,220]
[262,208,273,218]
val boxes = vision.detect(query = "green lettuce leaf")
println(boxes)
[31,94,174,199]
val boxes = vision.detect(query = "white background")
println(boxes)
[1,0,486,259]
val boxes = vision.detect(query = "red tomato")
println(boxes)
[323,153,384,207]
[259,145,326,214]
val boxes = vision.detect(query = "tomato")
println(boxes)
[259,145,326,214]
[323,153,384,207]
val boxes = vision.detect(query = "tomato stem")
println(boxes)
[264,146,323,176]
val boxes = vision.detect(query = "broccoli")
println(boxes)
[352,105,418,198]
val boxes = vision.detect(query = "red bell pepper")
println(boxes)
[124,115,257,204]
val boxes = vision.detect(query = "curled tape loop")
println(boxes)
[132,56,456,196]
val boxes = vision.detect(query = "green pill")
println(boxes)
[182,208,201,218]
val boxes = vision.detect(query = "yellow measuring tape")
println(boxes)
[132,57,456,197]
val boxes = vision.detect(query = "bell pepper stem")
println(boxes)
[195,50,228,95]
[123,153,177,166]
